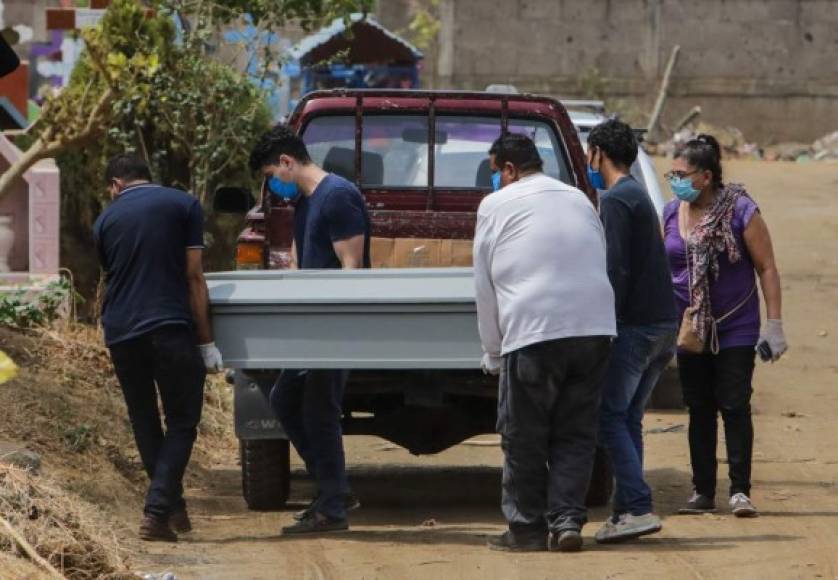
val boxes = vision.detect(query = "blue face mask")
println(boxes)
[587,165,605,190]
[491,171,502,192]
[668,176,701,202]
[268,176,300,202]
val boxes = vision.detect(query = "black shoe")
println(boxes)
[487,530,547,552]
[169,507,192,534]
[282,512,349,535]
[549,529,583,552]
[293,493,361,522]
[139,514,177,543]
[678,492,717,515]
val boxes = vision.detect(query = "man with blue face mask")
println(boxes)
[476,133,615,552]
[587,120,678,544]
[249,125,370,534]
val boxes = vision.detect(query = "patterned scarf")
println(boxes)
[686,183,751,339]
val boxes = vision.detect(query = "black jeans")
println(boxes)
[270,369,350,520]
[678,347,755,498]
[498,336,612,535]
[109,324,206,518]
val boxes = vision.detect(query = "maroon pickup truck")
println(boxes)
[214,89,612,510]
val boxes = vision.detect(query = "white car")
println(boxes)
[486,87,669,216]
[563,100,667,217]
[565,101,682,411]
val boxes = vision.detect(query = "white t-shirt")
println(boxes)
[473,173,616,360]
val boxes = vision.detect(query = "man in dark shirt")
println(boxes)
[94,154,222,542]
[249,125,370,534]
[587,120,678,543]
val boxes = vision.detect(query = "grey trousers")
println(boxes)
[498,336,612,534]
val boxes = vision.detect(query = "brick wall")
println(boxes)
[379,0,838,143]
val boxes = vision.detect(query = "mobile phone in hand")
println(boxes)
[757,342,773,362]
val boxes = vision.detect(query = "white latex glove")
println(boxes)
[757,319,788,362]
[481,352,502,376]
[199,342,224,373]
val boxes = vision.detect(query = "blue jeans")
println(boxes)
[599,322,677,517]
[269,369,350,520]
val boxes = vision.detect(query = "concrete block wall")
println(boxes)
[379,0,838,143]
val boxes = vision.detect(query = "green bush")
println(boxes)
[0,278,77,328]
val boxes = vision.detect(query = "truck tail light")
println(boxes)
[236,242,264,270]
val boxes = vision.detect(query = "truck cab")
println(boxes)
[215,89,611,510]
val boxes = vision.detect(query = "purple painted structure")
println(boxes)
[30,31,67,92]
[0,133,60,283]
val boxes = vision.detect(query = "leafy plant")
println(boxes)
[0,0,172,199]
[0,0,374,202]
[0,0,373,307]
[406,0,441,50]
[63,424,96,453]
[400,0,440,87]
[0,278,78,328]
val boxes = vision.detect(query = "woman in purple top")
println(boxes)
[663,135,787,518]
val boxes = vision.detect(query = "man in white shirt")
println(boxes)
[474,133,616,553]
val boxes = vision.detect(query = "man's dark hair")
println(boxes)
[105,153,152,184]
[489,133,544,173]
[587,119,638,169]
[249,124,312,172]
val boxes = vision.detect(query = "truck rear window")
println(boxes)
[301,114,571,188]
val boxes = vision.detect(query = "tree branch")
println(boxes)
[0,89,113,202]
[0,515,66,580]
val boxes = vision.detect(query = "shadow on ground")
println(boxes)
[188,464,694,521]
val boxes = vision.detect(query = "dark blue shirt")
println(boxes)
[293,174,371,269]
[93,184,204,346]
[600,175,678,326]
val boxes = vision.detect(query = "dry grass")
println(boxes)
[0,322,237,577]
[0,465,135,579]
[0,324,235,504]
[0,551,49,579]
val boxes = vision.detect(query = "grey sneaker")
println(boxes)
[678,492,717,514]
[729,493,758,518]
[595,513,662,544]
[548,529,583,553]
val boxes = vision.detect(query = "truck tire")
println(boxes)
[648,363,684,410]
[585,446,614,507]
[240,439,291,511]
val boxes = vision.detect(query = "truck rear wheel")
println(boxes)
[648,363,684,410]
[585,446,614,507]
[239,439,291,510]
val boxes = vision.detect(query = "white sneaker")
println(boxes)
[729,493,758,518]
[595,513,662,544]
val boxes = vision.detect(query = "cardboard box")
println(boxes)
[370,237,395,268]
[371,237,474,268]
[441,239,474,267]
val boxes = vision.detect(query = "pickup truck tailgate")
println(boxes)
[206,268,482,370]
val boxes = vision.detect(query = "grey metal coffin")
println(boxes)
[205,268,483,370]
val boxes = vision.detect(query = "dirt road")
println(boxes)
[133,159,838,580]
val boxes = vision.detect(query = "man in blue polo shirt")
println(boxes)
[250,125,370,534]
[94,154,223,542]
